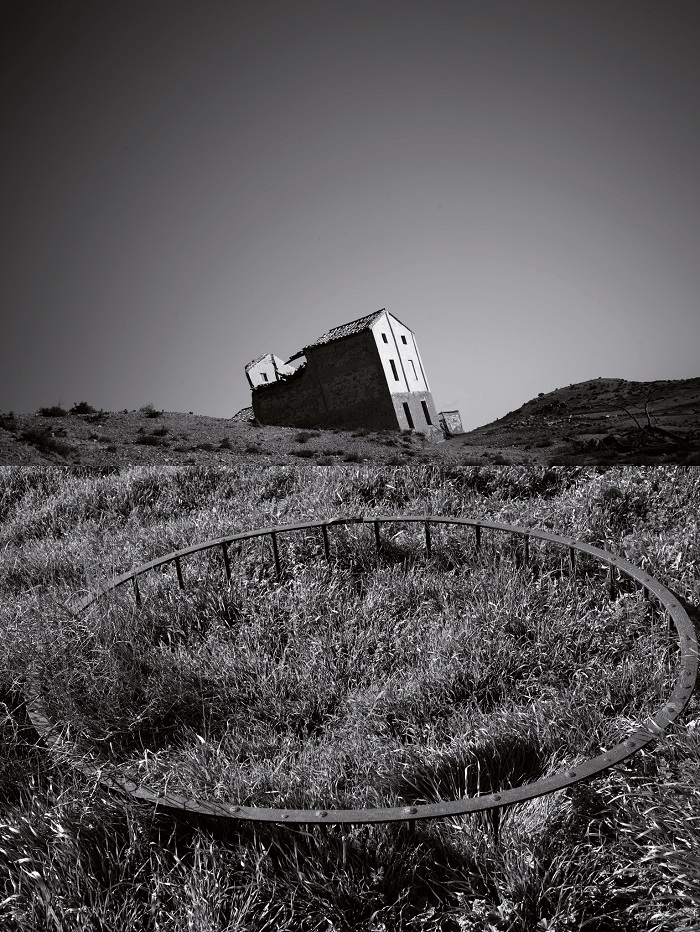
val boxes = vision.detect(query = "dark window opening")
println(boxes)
[381,332,388,343]
[262,372,269,382]
[421,400,432,425]
[389,359,399,381]
[401,335,407,344]
[409,359,417,379]
[403,402,414,429]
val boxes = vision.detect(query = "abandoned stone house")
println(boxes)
[244,309,441,434]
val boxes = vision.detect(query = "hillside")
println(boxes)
[1,377,699,466]
[457,376,700,464]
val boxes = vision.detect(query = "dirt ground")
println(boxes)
[2,376,699,466]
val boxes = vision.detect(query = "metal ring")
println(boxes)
[25,515,698,825]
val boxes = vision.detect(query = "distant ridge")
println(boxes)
[460,376,700,463]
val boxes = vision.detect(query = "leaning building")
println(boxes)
[245,309,441,435]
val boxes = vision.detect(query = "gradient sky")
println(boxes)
[2,1,699,430]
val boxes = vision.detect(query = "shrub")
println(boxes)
[37,404,67,417]
[20,428,72,457]
[150,426,169,437]
[352,426,370,437]
[343,452,362,462]
[219,437,232,450]
[69,401,96,415]
[0,411,17,432]
[292,448,316,458]
[294,431,320,443]
[135,434,168,447]
[197,442,215,452]
[139,404,162,418]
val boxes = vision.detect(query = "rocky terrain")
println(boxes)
[461,377,700,464]
[1,377,699,466]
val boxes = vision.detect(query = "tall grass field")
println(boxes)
[1,465,698,931]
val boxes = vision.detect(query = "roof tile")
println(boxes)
[303,309,386,350]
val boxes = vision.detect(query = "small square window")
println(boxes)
[401,335,407,344]
[381,333,388,343]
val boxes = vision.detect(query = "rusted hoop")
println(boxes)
[25,515,698,826]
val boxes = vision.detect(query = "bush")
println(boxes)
[139,404,162,418]
[150,426,168,437]
[292,448,316,458]
[294,431,320,443]
[0,411,17,432]
[219,437,232,450]
[37,405,67,417]
[343,452,362,462]
[20,428,72,457]
[84,411,107,423]
[69,401,96,415]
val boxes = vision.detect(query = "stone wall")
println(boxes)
[252,332,399,430]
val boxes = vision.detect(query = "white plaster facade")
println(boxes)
[245,353,296,389]
[370,312,431,396]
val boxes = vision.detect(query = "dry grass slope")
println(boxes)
[0,465,699,930]
[2,376,700,466]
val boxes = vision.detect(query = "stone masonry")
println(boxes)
[246,310,442,436]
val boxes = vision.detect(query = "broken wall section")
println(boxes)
[246,354,296,389]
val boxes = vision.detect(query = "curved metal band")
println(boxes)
[25,515,698,825]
